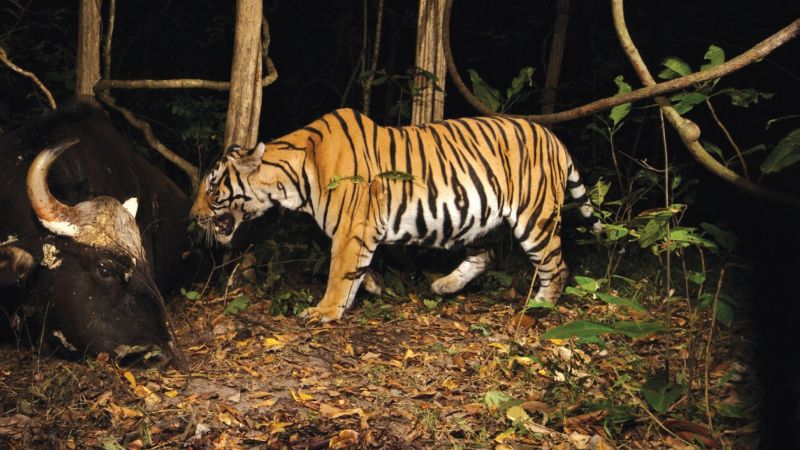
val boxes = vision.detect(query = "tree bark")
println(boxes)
[411,0,447,125]
[541,0,570,115]
[224,0,264,150]
[361,0,385,116]
[76,0,102,102]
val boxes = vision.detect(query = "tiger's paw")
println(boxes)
[430,275,465,295]
[298,305,343,323]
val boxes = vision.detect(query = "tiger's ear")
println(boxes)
[251,142,266,159]
[231,143,266,173]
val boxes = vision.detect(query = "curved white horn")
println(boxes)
[26,138,81,237]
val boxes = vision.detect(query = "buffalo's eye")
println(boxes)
[97,262,113,279]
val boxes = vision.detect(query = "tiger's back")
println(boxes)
[306,109,573,249]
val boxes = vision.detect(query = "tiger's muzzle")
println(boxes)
[212,212,235,237]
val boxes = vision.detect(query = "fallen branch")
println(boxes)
[0,46,56,110]
[610,0,800,207]
[443,0,800,124]
[98,93,200,192]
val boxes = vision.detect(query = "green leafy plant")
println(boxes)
[180,287,200,300]
[269,289,315,316]
[468,67,536,113]
[224,294,250,315]
[641,372,686,413]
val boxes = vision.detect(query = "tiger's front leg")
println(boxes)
[300,214,380,322]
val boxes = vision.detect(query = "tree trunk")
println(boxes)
[361,0,385,116]
[224,0,264,150]
[411,0,447,125]
[76,0,102,102]
[541,0,570,115]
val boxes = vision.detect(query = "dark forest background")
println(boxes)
[2,1,800,447]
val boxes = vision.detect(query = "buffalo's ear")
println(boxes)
[122,197,139,218]
[0,245,35,286]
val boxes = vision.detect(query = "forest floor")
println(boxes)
[0,272,758,449]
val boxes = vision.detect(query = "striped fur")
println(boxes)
[190,108,597,322]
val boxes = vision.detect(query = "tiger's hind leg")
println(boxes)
[512,210,569,305]
[430,247,495,295]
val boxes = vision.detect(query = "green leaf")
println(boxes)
[613,321,664,337]
[526,298,558,310]
[668,227,718,251]
[670,92,707,115]
[326,175,365,190]
[423,299,439,310]
[484,390,514,410]
[687,271,706,285]
[224,294,250,315]
[716,300,734,327]
[715,403,749,419]
[761,127,800,174]
[468,70,502,112]
[541,320,614,343]
[184,290,200,300]
[590,179,611,206]
[637,213,671,248]
[101,438,126,450]
[641,373,686,413]
[564,286,587,297]
[700,45,725,72]
[701,140,725,160]
[326,175,342,190]
[574,276,599,292]
[657,57,693,80]
[377,171,414,182]
[602,224,630,241]
[507,67,534,100]
[700,222,739,252]
[721,87,774,108]
[594,292,646,313]
[486,270,513,288]
[609,76,632,127]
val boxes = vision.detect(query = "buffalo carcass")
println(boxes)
[0,104,192,360]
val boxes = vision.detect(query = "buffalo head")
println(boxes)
[0,139,171,360]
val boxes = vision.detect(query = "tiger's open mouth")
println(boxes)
[212,213,234,237]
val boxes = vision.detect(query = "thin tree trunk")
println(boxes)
[361,0,385,116]
[541,0,569,115]
[224,0,264,150]
[411,0,447,125]
[76,0,102,102]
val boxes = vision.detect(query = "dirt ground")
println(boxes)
[0,281,756,449]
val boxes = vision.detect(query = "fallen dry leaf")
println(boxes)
[664,419,717,448]
[289,388,314,403]
[329,429,359,449]
[507,311,536,333]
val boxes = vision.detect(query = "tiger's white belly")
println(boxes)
[382,186,505,249]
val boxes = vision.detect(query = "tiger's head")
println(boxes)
[190,143,268,245]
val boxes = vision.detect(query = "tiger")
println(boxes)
[190,108,599,322]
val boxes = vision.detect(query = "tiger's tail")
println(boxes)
[566,160,602,233]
